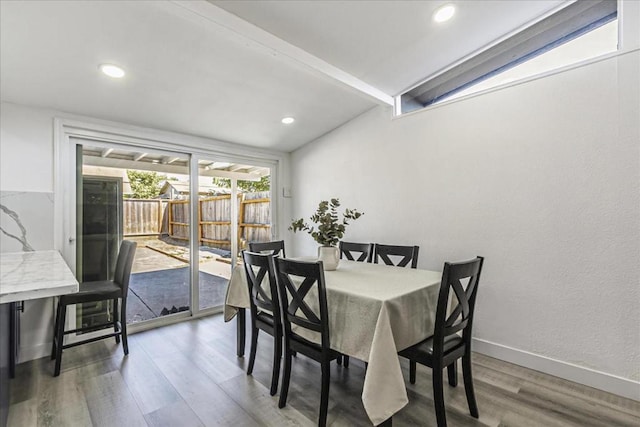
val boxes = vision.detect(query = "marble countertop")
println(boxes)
[0,250,79,304]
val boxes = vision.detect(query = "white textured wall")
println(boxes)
[291,51,640,387]
[0,103,59,361]
[0,103,55,192]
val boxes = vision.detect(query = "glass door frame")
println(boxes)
[191,153,277,315]
[55,118,283,336]
[68,138,194,339]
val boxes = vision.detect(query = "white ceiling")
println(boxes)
[213,0,566,95]
[1,0,566,152]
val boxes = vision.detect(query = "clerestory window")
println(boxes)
[398,0,618,115]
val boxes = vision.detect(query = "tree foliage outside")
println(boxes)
[212,175,270,192]
[127,170,164,199]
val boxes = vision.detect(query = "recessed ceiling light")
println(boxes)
[281,117,295,124]
[99,64,125,78]
[433,4,455,23]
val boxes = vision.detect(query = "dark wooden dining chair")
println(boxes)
[249,240,286,258]
[373,244,419,268]
[274,258,341,427]
[242,250,282,396]
[398,256,484,427]
[51,240,137,377]
[339,241,373,262]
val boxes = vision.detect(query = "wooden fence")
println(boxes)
[123,199,168,235]
[124,192,271,249]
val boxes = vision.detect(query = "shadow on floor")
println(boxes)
[126,267,227,323]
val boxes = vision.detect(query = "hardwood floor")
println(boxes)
[8,314,640,426]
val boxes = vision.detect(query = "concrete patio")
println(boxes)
[125,236,233,323]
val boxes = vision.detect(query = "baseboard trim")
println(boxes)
[472,338,640,401]
[20,342,51,363]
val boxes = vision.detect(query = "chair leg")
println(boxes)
[247,324,259,375]
[409,360,416,384]
[53,302,66,377]
[120,298,129,355]
[270,332,282,396]
[278,349,292,409]
[237,308,246,357]
[319,359,330,427]
[447,361,458,387]
[344,355,349,368]
[113,299,120,344]
[432,365,447,427]
[337,354,342,366]
[462,354,479,418]
[50,300,60,360]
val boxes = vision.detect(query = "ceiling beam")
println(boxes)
[170,0,394,106]
[210,162,232,169]
[162,156,181,165]
[83,156,261,180]
[227,164,245,172]
[133,152,147,161]
[101,148,114,157]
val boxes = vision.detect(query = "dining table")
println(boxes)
[224,258,442,426]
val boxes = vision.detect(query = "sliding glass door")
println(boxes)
[196,157,273,311]
[66,137,276,333]
[235,175,273,259]
[75,142,192,330]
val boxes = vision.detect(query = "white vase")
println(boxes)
[317,245,340,271]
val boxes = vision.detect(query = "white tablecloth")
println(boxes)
[224,259,442,425]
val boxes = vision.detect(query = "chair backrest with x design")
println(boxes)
[433,256,484,356]
[249,240,286,258]
[339,241,373,262]
[242,251,280,321]
[274,258,330,349]
[374,244,420,268]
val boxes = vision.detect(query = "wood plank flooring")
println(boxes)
[7,314,640,426]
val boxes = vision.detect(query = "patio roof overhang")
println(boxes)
[82,147,269,181]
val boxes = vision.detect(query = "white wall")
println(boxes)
[0,103,56,192]
[1,103,60,361]
[0,101,292,361]
[290,51,640,398]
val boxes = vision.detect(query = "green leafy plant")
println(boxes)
[127,170,165,199]
[212,176,270,192]
[289,198,363,247]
